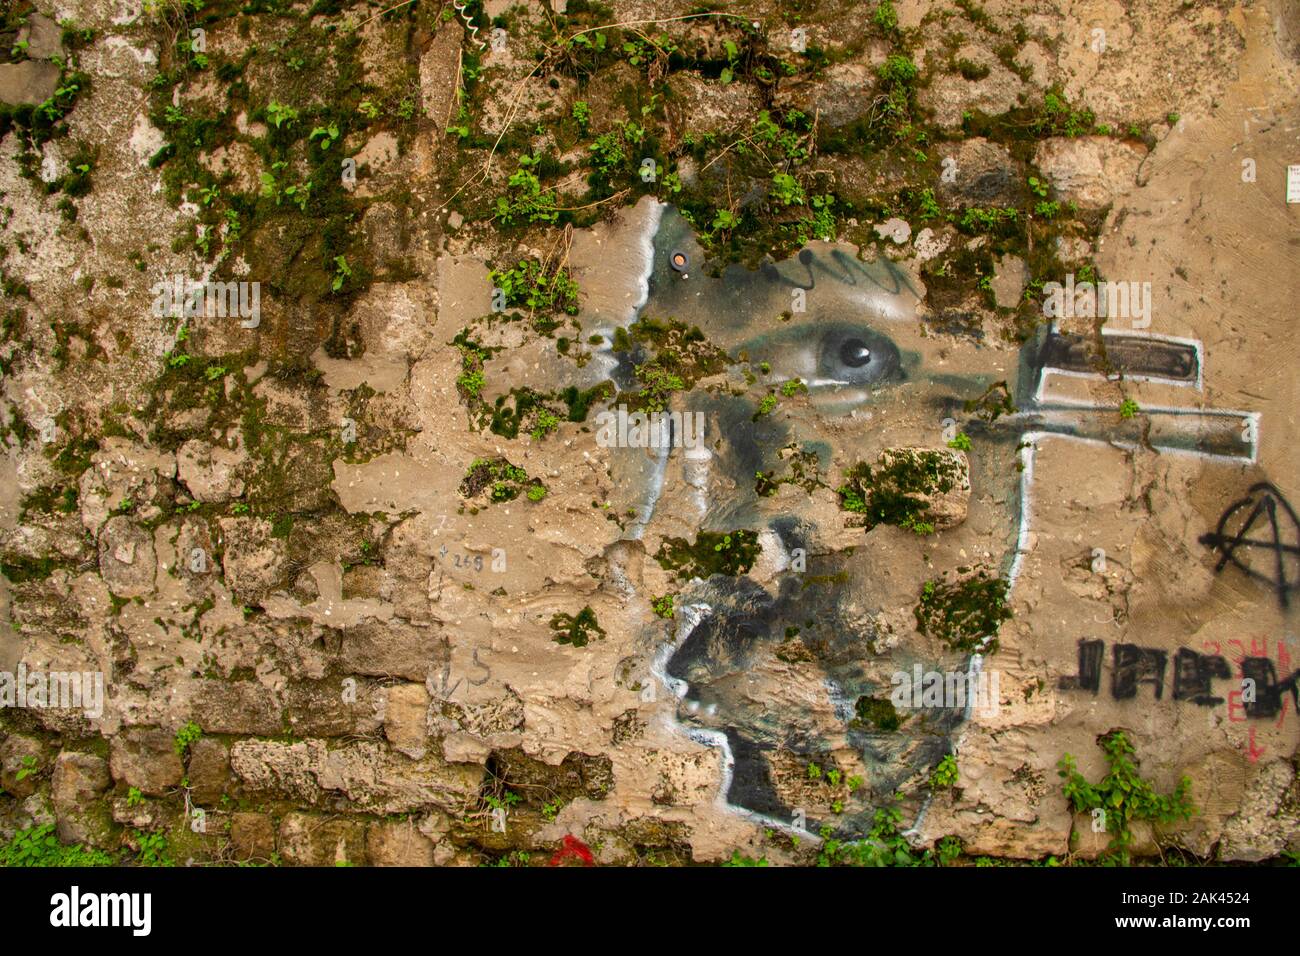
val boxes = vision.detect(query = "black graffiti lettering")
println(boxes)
[1111,644,1167,700]
[1171,648,1231,706]
[1058,638,1105,693]
[1059,639,1297,719]
[1240,657,1300,719]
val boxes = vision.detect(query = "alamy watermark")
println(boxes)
[890,665,1000,718]
[1042,273,1151,329]
[0,663,104,719]
[150,275,261,329]
[50,886,150,936]
[594,405,705,450]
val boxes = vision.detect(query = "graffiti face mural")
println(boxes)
[500,201,1269,837]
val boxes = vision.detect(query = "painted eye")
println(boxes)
[816,325,902,387]
[839,338,872,368]
[732,321,904,392]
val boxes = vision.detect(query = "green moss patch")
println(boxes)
[755,444,824,497]
[837,449,963,535]
[853,695,902,732]
[914,567,1012,654]
[654,530,759,580]
[550,605,604,647]
[615,317,728,413]
[459,457,546,504]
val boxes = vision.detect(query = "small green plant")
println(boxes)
[718,38,740,84]
[496,158,560,224]
[873,0,898,31]
[489,259,580,316]
[1058,730,1196,864]
[1033,88,1095,138]
[529,408,562,441]
[487,850,531,867]
[807,762,822,781]
[754,394,778,418]
[751,109,811,163]
[936,835,963,865]
[446,103,472,139]
[915,188,942,219]
[134,830,174,867]
[633,364,685,414]
[710,208,739,234]
[723,850,769,866]
[571,100,591,133]
[173,720,202,757]
[259,164,283,203]
[947,432,972,452]
[621,120,646,146]
[959,206,1019,232]
[14,755,38,783]
[816,794,932,867]
[770,172,805,207]
[331,255,352,292]
[0,824,114,867]
[265,101,298,129]
[484,791,521,812]
[309,123,340,150]
[126,786,145,808]
[588,132,626,176]
[526,484,548,502]
[541,798,563,822]
[877,54,918,89]
[651,594,674,619]
[899,514,935,536]
[1119,398,1139,419]
[929,754,959,789]
[458,368,485,397]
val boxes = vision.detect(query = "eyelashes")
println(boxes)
[738,322,904,390]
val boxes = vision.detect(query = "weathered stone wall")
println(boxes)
[0,0,1296,866]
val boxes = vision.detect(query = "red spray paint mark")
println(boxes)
[548,835,595,867]
[1243,727,1265,764]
